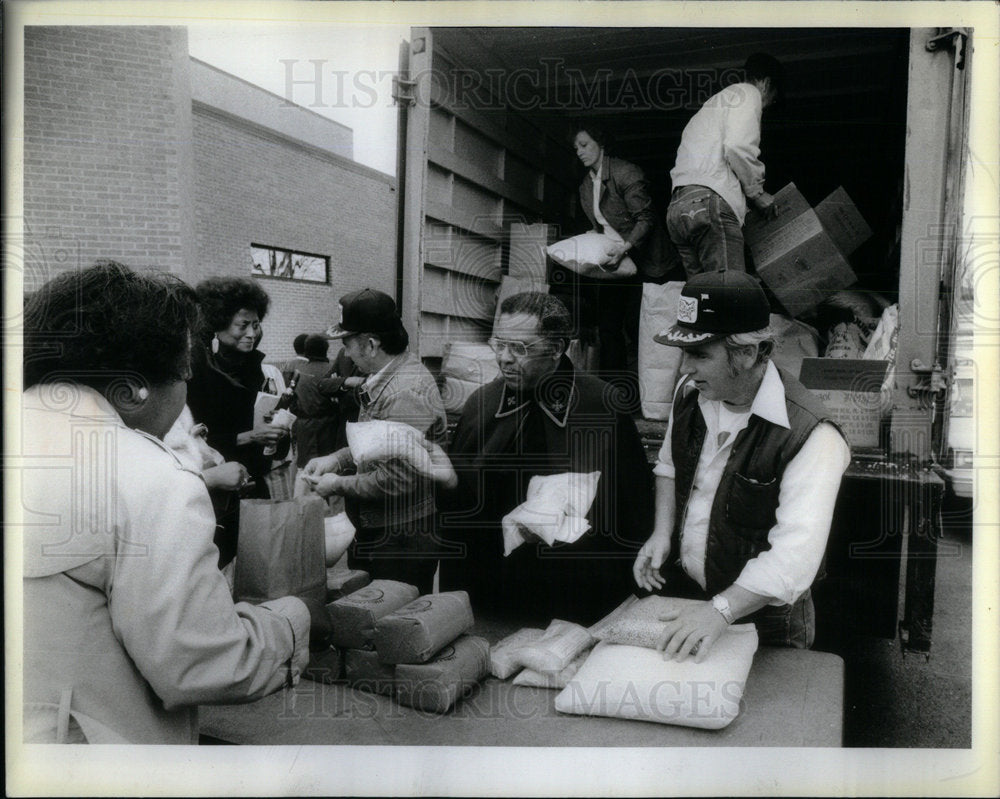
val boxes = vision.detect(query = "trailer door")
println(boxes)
[892,28,972,460]
[393,28,577,360]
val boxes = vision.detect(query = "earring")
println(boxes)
[137,387,149,401]
[211,335,219,354]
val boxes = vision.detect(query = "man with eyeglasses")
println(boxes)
[435,292,654,625]
[301,288,446,594]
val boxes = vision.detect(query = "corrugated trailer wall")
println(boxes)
[397,28,579,359]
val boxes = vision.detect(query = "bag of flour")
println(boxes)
[489,628,544,680]
[373,591,475,664]
[344,648,396,695]
[395,635,491,713]
[554,628,759,729]
[546,232,638,279]
[345,420,433,475]
[512,648,590,690]
[513,619,596,675]
[590,594,707,649]
[501,471,601,556]
[328,580,420,650]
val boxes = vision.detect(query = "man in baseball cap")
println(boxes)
[305,287,446,594]
[634,269,850,662]
[326,288,403,340]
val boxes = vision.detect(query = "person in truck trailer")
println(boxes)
[633,270,850,660]
[666,53,783,276]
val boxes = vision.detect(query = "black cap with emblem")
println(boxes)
[654,269,771,348]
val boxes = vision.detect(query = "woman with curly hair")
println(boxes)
[21,261,328,744]
[186,276,290,565]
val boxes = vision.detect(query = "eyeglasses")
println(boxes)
[487,337,549,358]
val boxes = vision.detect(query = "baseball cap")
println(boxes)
[654,270,771,348]
[326,288,401,339]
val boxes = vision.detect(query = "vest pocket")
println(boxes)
[725,473,779,535]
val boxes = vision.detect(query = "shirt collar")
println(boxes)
[495,356,576,428]
[694,360,790,429]
[358,352,407,407]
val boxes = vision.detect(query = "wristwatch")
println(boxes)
[711,594,735,625]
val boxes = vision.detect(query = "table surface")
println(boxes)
[200,639,844,747]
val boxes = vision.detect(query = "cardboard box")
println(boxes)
[507,222,556,283]
[744,184,859,316]
[798,357,891,448]
[815,186,873,256]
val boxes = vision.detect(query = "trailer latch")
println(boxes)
[906,359,947,399]
[926,28,970,69]
[392,77,417,107]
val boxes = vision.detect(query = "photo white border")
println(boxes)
[4,1,998,796]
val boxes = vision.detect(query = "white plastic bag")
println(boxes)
[345,419,433,474]
[501,471,601,556]
[546,231,637,279]
[638,281,685,420]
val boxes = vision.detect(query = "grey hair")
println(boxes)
[723,326,775,374]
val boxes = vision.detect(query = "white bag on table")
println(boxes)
[555,625,759,729]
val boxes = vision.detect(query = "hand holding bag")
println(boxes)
[234,495,327,606]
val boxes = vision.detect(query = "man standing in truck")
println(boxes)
[666,53,783,276]
[633,270,850,660]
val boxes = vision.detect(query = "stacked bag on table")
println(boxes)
[489,595,760,730]
[308,581,491,714]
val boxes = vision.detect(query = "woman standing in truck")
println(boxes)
[572,124,677,407]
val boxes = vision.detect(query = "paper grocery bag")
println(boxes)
[638,281,685,420]
[234,496,327,606]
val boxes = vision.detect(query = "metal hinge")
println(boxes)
[906,359,947,399]
[392,76,417,107]
[926,28,970,69]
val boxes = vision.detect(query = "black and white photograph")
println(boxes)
[4,1,998,796]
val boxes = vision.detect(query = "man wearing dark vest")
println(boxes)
[633,270,849,660]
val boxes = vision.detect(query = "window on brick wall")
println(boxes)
[251,244,329,284]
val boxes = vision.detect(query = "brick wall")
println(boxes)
[191,106,397,361]
[23,26,196,286]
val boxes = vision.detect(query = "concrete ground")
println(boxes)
[840,494,973,747]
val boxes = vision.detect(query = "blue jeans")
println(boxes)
[666,185,746,276]
[747,590,816,649]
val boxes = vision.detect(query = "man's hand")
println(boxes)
[419,439,459,489]
[604,240,631,266]
[656,601,729,663]
[238,422,287,447]
[303,473,345,498]
[632,531,671,592]
[301,453,340,479]
[202,461,249,491]
[750,191,777,219]
[343,376,365,389]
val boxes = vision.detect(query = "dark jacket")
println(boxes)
[579,155,677,281]
[669,368,844,596]
[438,355,654,625]
[186,344,270,481]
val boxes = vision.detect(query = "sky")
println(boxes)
[188,23,412,175]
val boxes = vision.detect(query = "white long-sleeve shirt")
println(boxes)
[669,82,767,224]
[654,362,851,605]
